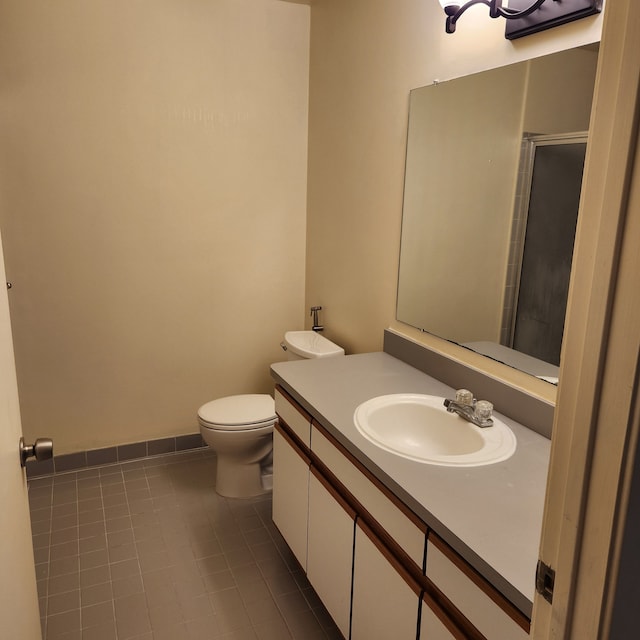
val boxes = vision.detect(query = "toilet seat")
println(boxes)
[198,394,276,431]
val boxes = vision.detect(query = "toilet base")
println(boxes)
[261,471,273,492]
[215,455,272,499]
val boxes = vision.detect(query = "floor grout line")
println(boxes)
[29,448,341,640]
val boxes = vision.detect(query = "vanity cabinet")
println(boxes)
[273,385,531,640]
[311,422,471,640]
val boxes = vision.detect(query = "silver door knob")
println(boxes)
[19,437,53,467]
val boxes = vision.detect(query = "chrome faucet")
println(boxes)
[310,306,323,332]
[444,389,494,428]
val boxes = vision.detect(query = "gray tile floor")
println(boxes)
[28,449,341,640]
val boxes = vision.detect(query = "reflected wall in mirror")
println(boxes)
[397,46,598,383]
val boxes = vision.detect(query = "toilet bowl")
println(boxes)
[198,394,277,498]
[199,331,344,498]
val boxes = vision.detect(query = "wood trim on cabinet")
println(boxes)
[356,519,422,598]
[421,588,486,640]
[356,520,486,640]
[275,420,310,464]
[309,429,425,583]
[357,519,486,640]
[275,384,312,420]
[310,465,357,521]
[429,531,531,633]
[311,418,428,534]
[310,413,532,630]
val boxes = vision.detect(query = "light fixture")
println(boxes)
[438,0,602,40]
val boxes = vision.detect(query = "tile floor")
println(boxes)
[28,448,341,640]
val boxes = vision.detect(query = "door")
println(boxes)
[0,233,42,639]
[531,1,640,637]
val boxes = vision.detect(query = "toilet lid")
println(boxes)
[198,394,276,431]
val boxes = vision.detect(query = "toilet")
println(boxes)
[198,394,277,498]
[198,331,344,498]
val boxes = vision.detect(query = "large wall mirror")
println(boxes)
[397,45,599,383]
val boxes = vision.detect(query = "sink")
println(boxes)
[353,394,516,467]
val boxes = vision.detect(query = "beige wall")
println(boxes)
[0,0,605,455]
[306,0,603,402]
[523,46,598,134]
[0,0,310,454]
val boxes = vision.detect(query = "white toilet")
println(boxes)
[198,331,344,498]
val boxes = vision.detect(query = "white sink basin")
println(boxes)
[353,394,516,467]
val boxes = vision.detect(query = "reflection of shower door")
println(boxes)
[506,133,587,366]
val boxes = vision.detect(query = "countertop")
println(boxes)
[270,351,551,617]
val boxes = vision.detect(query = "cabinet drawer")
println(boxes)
[426,532,530,639]
[312,424,427,570]
[275,386,312,447]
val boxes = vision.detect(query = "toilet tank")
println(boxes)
[282,331,345,360]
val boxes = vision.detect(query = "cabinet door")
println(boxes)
[307,468,356,638]
[272,424,310,570]
[351,521,421,640]
[421,599,461,640]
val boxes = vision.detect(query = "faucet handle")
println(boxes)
[474,400,493,423]
[473,400,494,427]
[455,389,474,405]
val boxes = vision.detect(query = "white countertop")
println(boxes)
[271,351,551,617]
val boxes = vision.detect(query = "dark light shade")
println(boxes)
[505,0,602,39]
[439,0,602,40]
